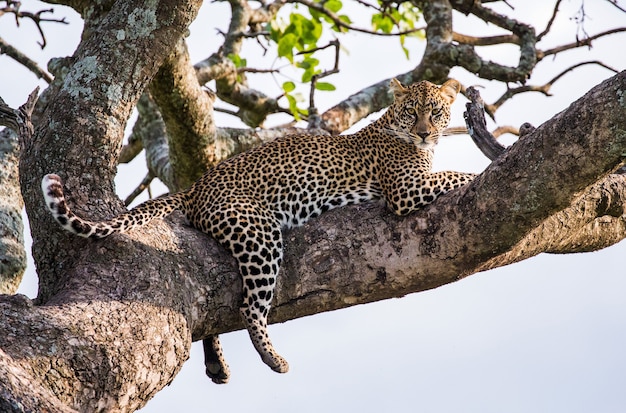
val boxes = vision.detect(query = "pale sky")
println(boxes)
[1,1,625,412]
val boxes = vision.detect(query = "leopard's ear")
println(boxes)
[390,78,408,101]
[439,79,461,104]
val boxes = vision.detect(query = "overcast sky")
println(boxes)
[1,1,625,412]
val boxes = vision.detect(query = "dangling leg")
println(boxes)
[203,335,230,384]
[210,206,288,373]
[236,215,288,373]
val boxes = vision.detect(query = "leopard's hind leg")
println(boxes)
[210,205,288,373]
[203,335,230,384]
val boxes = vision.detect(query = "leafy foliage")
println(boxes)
[264,0,424,116]
[371,2,424,58]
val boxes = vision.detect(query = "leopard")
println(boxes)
[41,78,476,383]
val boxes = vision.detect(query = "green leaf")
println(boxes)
[325,0,343,13]
[301,67,321,83]
[400,34,409,59]
[293,14,321,45]
[338,14,352,27]
[227,53,247,69]
[371,13,393,33]
[315,82,336,91]
[286,94,301,121]
[297,57,319,70]
[309,7,334,25]
[277,33,297,62]
[282,81,296,93]
[268,19,285,41]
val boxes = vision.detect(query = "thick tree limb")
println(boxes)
[0,128,26,294]
[0,90,37,294]
[150,39,218,190]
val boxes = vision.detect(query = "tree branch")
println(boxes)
[0,89,37,294]
[463,86,507,160]
[0,37,53,82]
[6,58,625,410]
[484,61,619,113]
[452,32,519,46]
[3,1,626,410]
[0,128,26,294]
[150,39,218,190]
[0,1,68,49]
[538,28,626,59]
[537,0,563,41]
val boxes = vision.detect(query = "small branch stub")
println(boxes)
[463,86,507,161]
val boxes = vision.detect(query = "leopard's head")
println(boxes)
[387,78,461,149]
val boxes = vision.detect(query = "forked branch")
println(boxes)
[0,1,68,49]
[301,39,341,128]
[487,61,619,113]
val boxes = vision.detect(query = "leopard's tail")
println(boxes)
[42,174,186,239]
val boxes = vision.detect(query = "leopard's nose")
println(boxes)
[417,131,430,139]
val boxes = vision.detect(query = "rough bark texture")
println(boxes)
[0,128,25,294]
[150,39,217,191]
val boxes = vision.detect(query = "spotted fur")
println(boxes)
[42,79,475,382]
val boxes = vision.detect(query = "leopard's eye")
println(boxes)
[404,107,417,116]
[431,107,443,118]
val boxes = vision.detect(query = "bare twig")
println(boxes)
[441,126,468,136]
[488,60,618,112]
[237,67,279,74]
[442,125,519,138]
[235,30,271,38]
[492,125,519,138]
[537,0,563,41]
[605,0,626,13]
[0,36,53,82]
[546,60,618,85]
[572,1,591,42]
[0,1,68,49]
[452,32,520,46]
[305,39,340,128]
[124,172,155,206]
[539,28,626,59]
